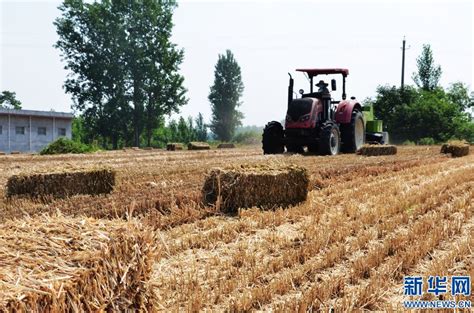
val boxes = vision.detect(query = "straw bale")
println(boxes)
[167,143,184,151]
[132,147,140,151]
[6,168,115,198]
[217,143,235,149]
[0,151,5,155]
[357,144,397,156]
[202,164,309,212]
[0,214,156,311]
[143,147,154,150]
[441,141,469,157]
[188,142,211,150]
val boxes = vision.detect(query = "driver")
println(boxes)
[316,80,329,93]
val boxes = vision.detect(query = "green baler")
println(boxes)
[362,105,389,144]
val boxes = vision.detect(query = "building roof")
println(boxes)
[0,108,74,119]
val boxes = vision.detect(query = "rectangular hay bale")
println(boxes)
[202,164,309,212]
[357,144,397,156]
[217,143,236,149]
[0,215,156,311]
[188,141,211,150]
[441,141,470,157]
[166,143,184,151]
[6,168,115,198]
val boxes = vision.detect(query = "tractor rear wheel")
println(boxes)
[341,110,365,153]
[262,121,284,154]
[319,122,341,155]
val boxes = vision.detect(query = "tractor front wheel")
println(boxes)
[319,122,341,155]
[262,121,284,154]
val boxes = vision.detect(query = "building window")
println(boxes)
[15,126,25,135]
[58,128,66,137]
[38,127,47,135]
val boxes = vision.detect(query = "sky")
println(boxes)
[0,0,473,126]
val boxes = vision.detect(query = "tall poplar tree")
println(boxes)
[209,50,244,141]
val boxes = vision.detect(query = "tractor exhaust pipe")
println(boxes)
[342,75,347,100]
[288,73,294,107]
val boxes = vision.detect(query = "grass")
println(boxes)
[40,137,99,155]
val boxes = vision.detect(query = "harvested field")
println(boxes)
[0,214,156,311]
[0,145,472,311]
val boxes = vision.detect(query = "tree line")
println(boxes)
[366,44,474,144]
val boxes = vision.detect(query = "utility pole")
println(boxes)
[401,36,406,90]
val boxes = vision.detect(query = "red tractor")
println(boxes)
[262,68,371,155]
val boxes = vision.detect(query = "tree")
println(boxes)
[370,85,474,143]
[55,0,186,148]
[177,116,189,142]
[446,82,474,112]
[412,44,442,91]
[209,50,244,141]
[71,116,85,142]
[0,91,22,109]
[194,113,208,141]
[392,89,462,142]
[368,85,419,133]
[167,119,179,142]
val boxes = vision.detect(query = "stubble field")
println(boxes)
[0,145,472,311]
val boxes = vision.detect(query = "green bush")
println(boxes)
[232,130,261,145]
[418,137,436,145]
[40,138,99,155]
[402,140,416,146]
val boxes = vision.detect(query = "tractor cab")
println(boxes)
[295,68,348,100]
[285,69,348,130]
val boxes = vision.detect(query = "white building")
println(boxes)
[0,109,73,153]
